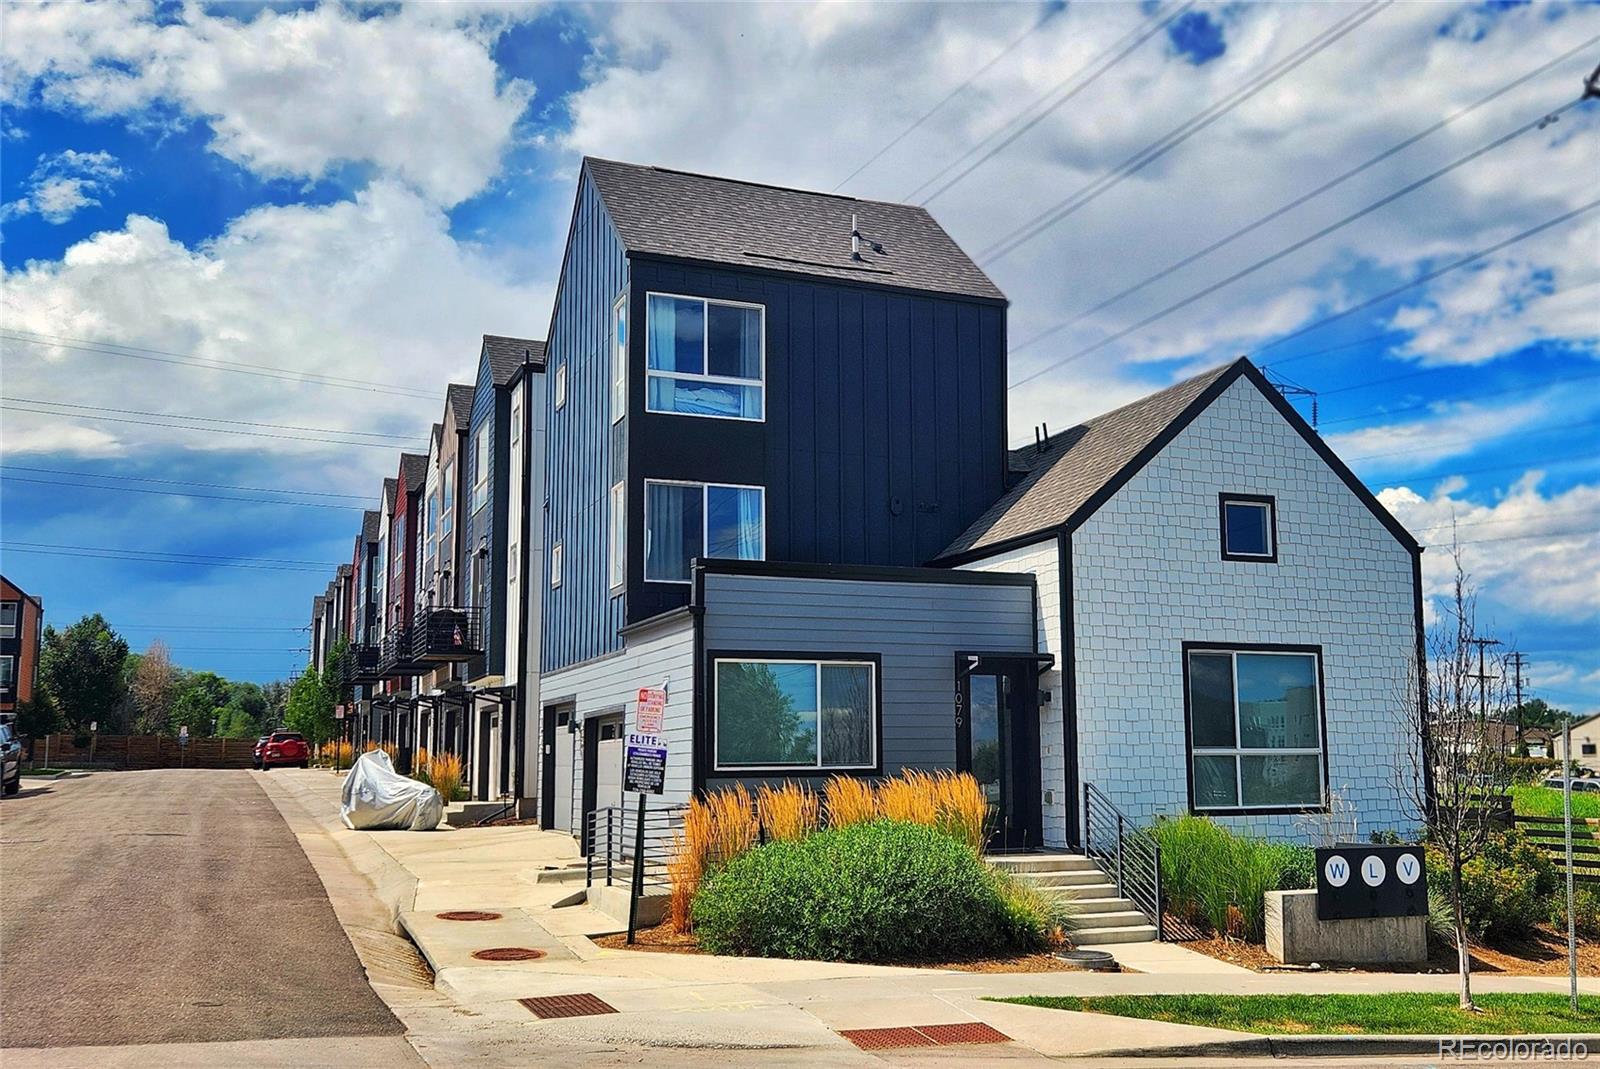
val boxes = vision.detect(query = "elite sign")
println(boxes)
[1315,844,1428,921]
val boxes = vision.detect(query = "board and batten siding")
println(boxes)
[542,168,631,675]
[699,571,1036,792]
[1072,375,1418,838]
[466,351,512,680]
[539,614,696,835]
[956,538,1069,848]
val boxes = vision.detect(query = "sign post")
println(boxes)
[1566,718,1578,1011]
[177,725,189,770]
[623,687,669,944]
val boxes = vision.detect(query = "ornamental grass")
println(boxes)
[667,784,759,933]
[428,752,464,803]
[823,775,878,827]
[412,747,432,783]
[756,782,818,842]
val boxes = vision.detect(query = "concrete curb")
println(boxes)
[1094,1032,1600,1058]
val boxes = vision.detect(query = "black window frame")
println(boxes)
[1218,493,1278,563]
[1181,641,1329,816]
[704,649,883,776]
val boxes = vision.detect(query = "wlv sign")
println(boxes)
[1315,844,1428,921]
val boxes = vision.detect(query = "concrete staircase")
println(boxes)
[989,853,1158,946]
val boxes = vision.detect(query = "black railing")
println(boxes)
[377,626,424,676]
[1083,782,1165,941]
[411,605,484,662]
[342,643,382,686]
[584,803,688,892]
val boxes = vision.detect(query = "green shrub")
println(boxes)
[691,820,1057,962]
[1554,886,1600,938]
[1153,816,1316,942]
[1427,828,1557,942]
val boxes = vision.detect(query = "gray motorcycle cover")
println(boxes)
[340,749,444,831]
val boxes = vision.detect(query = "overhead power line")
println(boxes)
[1,330,438,400]
[1318,369,1600,427]
[1009,35,1600,355]
[0,474,367,511]
[974,1,1392,261]
[2,402,419,450]
[831,6,1061,192]
[1343,415,1600,462]
[5,397,418,441]
[1,541,341,573]
[0,464,373,501]
[907,1,1195,204]
[1007,95,1584,385]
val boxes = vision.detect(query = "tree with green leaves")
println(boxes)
[283,666,335,745]
[39,614,129,734]
[171,671,231,736]
[1508,698,1572,734]
[13,692,62,755]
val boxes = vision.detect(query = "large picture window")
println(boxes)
[714,658,876,770]
[644,480,763,583]
[1186,646,1325,811]
[646,293,764,420]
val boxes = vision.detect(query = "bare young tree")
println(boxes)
[1398,542,1515,1011]
[130,639,178,736]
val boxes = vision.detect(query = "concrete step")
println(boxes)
[1019,869,1113,888]
[1063,896,1139,915]
[1070,909,1151,931]
[443,800,515,828]
[1071,923,1160,946]
[987,853,1094,873]
[1050,882,1119,901]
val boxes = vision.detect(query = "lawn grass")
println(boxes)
[988,993,1600,1036]
[1512,785,1600,821]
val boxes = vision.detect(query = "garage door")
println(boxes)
[553,709,574,834]
[594,716,624,817]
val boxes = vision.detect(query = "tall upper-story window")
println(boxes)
[612,294,628,424]
[0,601,17,639]
[644,480,764,583]
[646,294,764,421]
[471,426,489,513]
[608,481,625,592]
[510,398,521,447]
[391,514,406,580]
[554,365,567,410]
[441,460,454,535]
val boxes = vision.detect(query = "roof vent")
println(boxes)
[850,213,886,262]
[1034,423,1052,453]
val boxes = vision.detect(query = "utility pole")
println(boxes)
[1507,652,1527,749]
[1466,637,1502,721]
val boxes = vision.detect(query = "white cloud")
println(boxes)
[1,3,539,206]
[1,183,552,492]
[1379,472,1600,620]
[3,148,125,223]
[1324,397,1549,468]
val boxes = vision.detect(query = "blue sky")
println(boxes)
[2,1,1596,709]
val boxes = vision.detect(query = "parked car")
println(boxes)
[258,732,310,770]
[252,735,270,769]
[1542,773,1600,793]
[1,722,20,796]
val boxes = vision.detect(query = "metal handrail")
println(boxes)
[1083,782,1164,941]
[584,804,687,890]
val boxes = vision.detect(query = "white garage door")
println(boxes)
[554,709,574,834]
[595,716,624,817]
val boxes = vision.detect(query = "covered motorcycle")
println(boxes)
[340,749,444,831]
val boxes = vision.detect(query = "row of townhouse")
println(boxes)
[307,158,1423,851]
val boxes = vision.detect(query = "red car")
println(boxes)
[256,732,310,770]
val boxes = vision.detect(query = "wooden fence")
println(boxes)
[1515,814,1600,885]
[31,733,256,770]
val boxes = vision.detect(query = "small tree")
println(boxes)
[14,692,62,757]
[39,614,130,734]
[130,640,179,735]
[284,666,335,745]
[1398,543,1514,1011]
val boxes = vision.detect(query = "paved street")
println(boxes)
[0,771,406,1055]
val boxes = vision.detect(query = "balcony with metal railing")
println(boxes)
[378,626,427,677]
[410,605,483,662]
[342,643,382,686]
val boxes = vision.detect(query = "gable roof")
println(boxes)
[583,157,1005,303]
[382,477,397,513]
[361,509,380,544]
[445,383,475,431]
[398,452,427,495]
[937,357,1420,561]
[482,335,546,387]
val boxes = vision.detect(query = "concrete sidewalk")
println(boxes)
[261,768,1600,1065]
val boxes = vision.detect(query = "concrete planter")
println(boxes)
[1265,889,1427,964]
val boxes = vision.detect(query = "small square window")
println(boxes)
[1584,743,1597,757]
[1220,495,1276,562]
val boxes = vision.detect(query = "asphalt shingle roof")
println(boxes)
[398,452,428,496]
[361,509,380,544]
[584,158,1005,302]
[482,336,547,386]
[382,478,397,513]
[939,361,1238,558]
[445,383,475,430]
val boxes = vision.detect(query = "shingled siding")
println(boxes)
[542,169,630,674]
[625,257,1009,625]
[1072,376,1418,839]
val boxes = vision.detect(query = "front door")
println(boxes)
[958,656,1041,851]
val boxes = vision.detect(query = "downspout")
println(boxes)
[513,348,537,802]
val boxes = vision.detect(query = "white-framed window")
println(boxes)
[0,654,13,690]
[612,293,628,424]
[441,460,454,535]
[550,542,563,588]
[643,480,764,583]
[391,514,406,580]
[608,481,626,592]
[470,425,489,513]
[1186,646,1325,812]
[645,293,764,421]
[713,658,876,771]
[554,365,567,410]
[1220,494,1276,562]
[510,397,521,447]
[508,542,518,584]
[0,601,17,638]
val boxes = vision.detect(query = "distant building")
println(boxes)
[0,575,44,718]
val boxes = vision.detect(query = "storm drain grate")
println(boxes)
[838,1023,1011,1050]
[518,993,618,1019]
[472,947,546,961]
[437,910,503,922]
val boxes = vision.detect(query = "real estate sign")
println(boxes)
[1315,844,1427,920]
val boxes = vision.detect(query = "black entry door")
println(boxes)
[958,657,1041,851]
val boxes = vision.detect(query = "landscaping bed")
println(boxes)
[1183,928,1600,976]
[988,993,1600,1035]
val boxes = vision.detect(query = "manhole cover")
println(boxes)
[437,910,503,921]
[472,947,546,961]
[1056,948,1118,971]
[519,993,617,1019]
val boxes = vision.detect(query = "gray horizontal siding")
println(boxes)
[701,572,1036,782]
